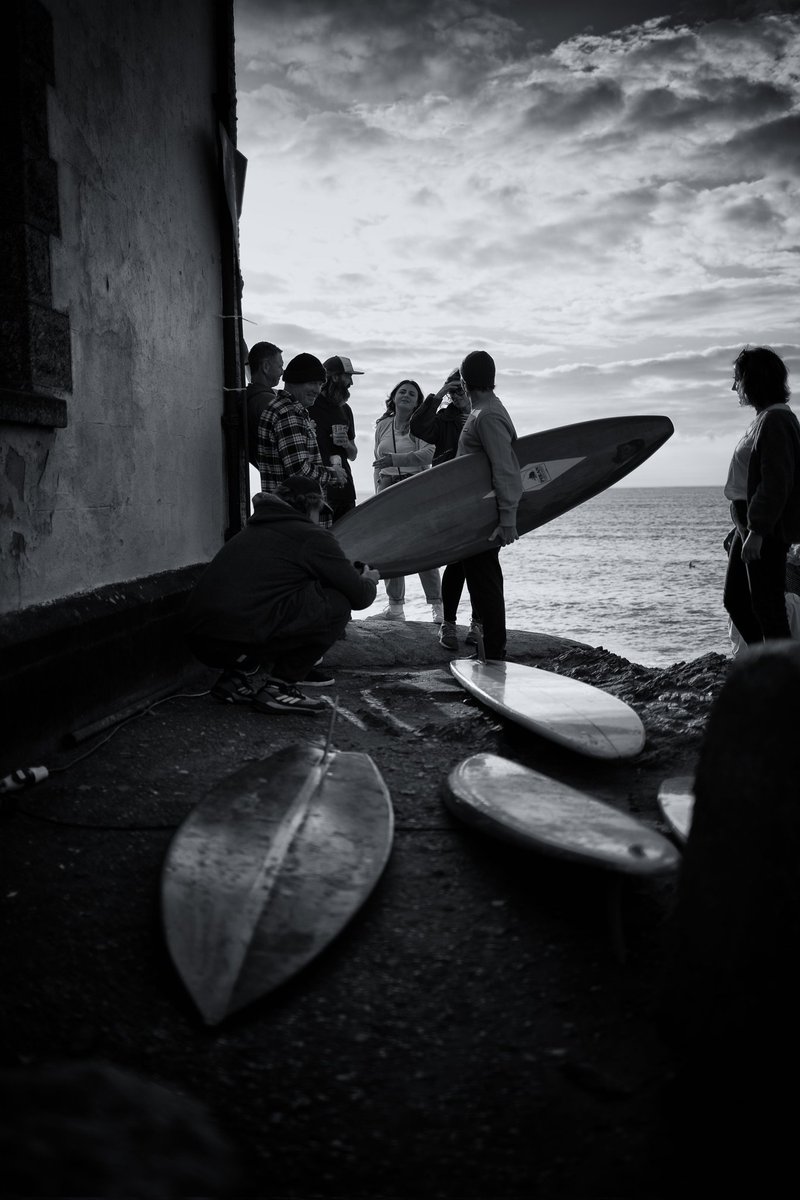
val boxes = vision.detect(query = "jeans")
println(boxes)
[188,589,351,682]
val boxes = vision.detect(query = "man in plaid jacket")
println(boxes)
[256,353,348,529]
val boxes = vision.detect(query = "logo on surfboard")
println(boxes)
[483,457,585,499]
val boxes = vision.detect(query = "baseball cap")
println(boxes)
[323,355,364,376]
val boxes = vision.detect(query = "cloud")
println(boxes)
[234,3,800,482]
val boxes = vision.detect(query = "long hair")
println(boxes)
[376,379,424,423]
[733,347,790,410]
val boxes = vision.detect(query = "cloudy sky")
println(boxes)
[234,0,800,494]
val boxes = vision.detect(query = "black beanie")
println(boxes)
[282,353,326,384]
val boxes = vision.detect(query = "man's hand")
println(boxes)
[362,566,381,585]
[741,530,763,563]
[329,465,348,486]
[373,454,392,469]
[490,523,519,545]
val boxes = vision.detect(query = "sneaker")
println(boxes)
[438,621,458,650]
[380,603,405,621]
[431,601,444,624]
[301,665,335,687]
[465,620,484,646]
[233,654,262,676]
[211,669,256,706]
[252,679,326,715]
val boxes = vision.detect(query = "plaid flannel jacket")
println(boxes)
[257,390,336,528]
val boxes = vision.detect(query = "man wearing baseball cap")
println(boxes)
[185,475,380,713]
[257,353,348,529]
[308,355,365,522]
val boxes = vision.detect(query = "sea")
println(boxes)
[352,486,735,668]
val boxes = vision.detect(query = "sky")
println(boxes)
[234,0,800,494]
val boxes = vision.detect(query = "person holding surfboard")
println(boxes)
[723,346,800,643]
[373,380,444,623]
[410,370,482,649]
[454,350,522,661]
[185,476,380,714]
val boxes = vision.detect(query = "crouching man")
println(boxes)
[185,476,380,715]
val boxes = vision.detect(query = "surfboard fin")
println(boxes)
[475,628,487,663]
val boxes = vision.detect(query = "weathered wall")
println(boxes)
[1,0,228,613]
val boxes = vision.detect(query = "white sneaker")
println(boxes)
[431,602,444,624]
[380,603,405,621]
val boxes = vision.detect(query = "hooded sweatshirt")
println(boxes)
[185,493,377,645]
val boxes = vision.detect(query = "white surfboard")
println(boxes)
[450,658,645,760]
[657,776,694,844]
[445,753,680,875]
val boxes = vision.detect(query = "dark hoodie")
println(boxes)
[307,386,357,517]
[410,394,468,465]
[185,493,377,646]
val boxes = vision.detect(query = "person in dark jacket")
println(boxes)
[723,346,800,643]
[410,369,481,651]
[245,341,283,469]
[185,477,380,714]
[308,354,364,522]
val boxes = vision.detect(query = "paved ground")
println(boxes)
[0,621,729,1198]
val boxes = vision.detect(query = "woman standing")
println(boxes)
[723,346,800,643]
[373,380,442,622]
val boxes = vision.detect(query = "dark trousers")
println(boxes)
[463,548,506,658]
[723,502,790,643]
[441,562,477,624]
[188,589,350,682]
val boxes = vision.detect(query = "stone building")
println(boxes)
[1,0,248,762]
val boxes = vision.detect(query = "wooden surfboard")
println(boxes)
[450,658,645,760]
[657,775,694,843]
[162,743,393,1025]
[333,415,673,574]
[444,753,680,875]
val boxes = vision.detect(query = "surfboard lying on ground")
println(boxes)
[161,743,393,1025]
[333,415,673,575]
[450,658,646,760]
[657,775,695,843]
[444,753,680,875]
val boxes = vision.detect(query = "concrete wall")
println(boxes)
[1,0,229,613]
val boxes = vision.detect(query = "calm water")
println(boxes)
[353,486,734,667]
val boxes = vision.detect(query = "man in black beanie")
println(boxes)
[454,350,522,660]
[256,353,348,530]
